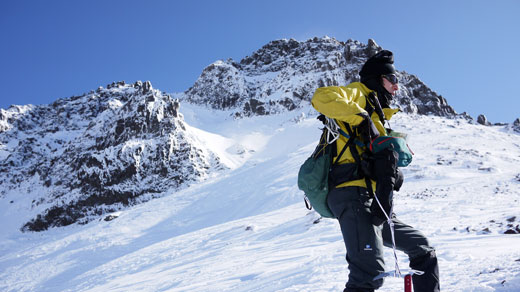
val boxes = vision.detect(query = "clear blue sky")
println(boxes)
[1,0,519,123]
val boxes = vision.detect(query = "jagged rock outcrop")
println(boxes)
[183,37,457,117]
[477,114,491,126]
[512,118,520,133]
[0,81,222,231]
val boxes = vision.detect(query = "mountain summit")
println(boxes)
[183,37,456,117]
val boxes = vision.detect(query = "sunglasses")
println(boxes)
[383,74,399,85]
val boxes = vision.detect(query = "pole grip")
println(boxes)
[404,274,412,292]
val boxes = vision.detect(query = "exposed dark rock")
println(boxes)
[244,99,266,115]
[365,38,381,57]
[477,114,491,125]
[504,227,520,234]
[512,118,520,133]
[481,227,491,234]
[104,214,119,221]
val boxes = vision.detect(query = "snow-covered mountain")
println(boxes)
[183,37,455,117]
[0,37,464,233]
[1,37,520,291]
[0,81,225,231]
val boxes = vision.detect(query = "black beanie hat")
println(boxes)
[359,50,396,82]
[359,50,397,109]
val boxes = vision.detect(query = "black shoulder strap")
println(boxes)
[364,95,376,119]
[366,92,386,127]
[314,115,355,165]
[333,136,352,166]
[332,120,358,166]
[344,121,375,197]
[344,122,362,164]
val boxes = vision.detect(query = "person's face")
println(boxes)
[382,74,399,95]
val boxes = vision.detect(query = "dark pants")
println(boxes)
[327,186,439,291]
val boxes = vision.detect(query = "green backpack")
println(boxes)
[297,128,352,218]
[297,131,335,218]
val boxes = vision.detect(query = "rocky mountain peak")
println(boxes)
[0,81,221,231]
[183,37,456,118]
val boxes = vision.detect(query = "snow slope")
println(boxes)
[1,104,520,291]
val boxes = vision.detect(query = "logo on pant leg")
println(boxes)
[364,244,373,251]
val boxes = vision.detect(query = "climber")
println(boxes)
[311,50,440,292]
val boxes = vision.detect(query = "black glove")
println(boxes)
[356,114,380,144]
[370,147,399,225]
[394,168,404,191]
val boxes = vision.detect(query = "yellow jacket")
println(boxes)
[311,82,399,188]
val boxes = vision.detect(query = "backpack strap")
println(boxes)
[333,132,354,166]
[327,125,357,189]
[344,122,375,197]
[336,127,367,148]
[315,115,357,163]
[366,92,387,127]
